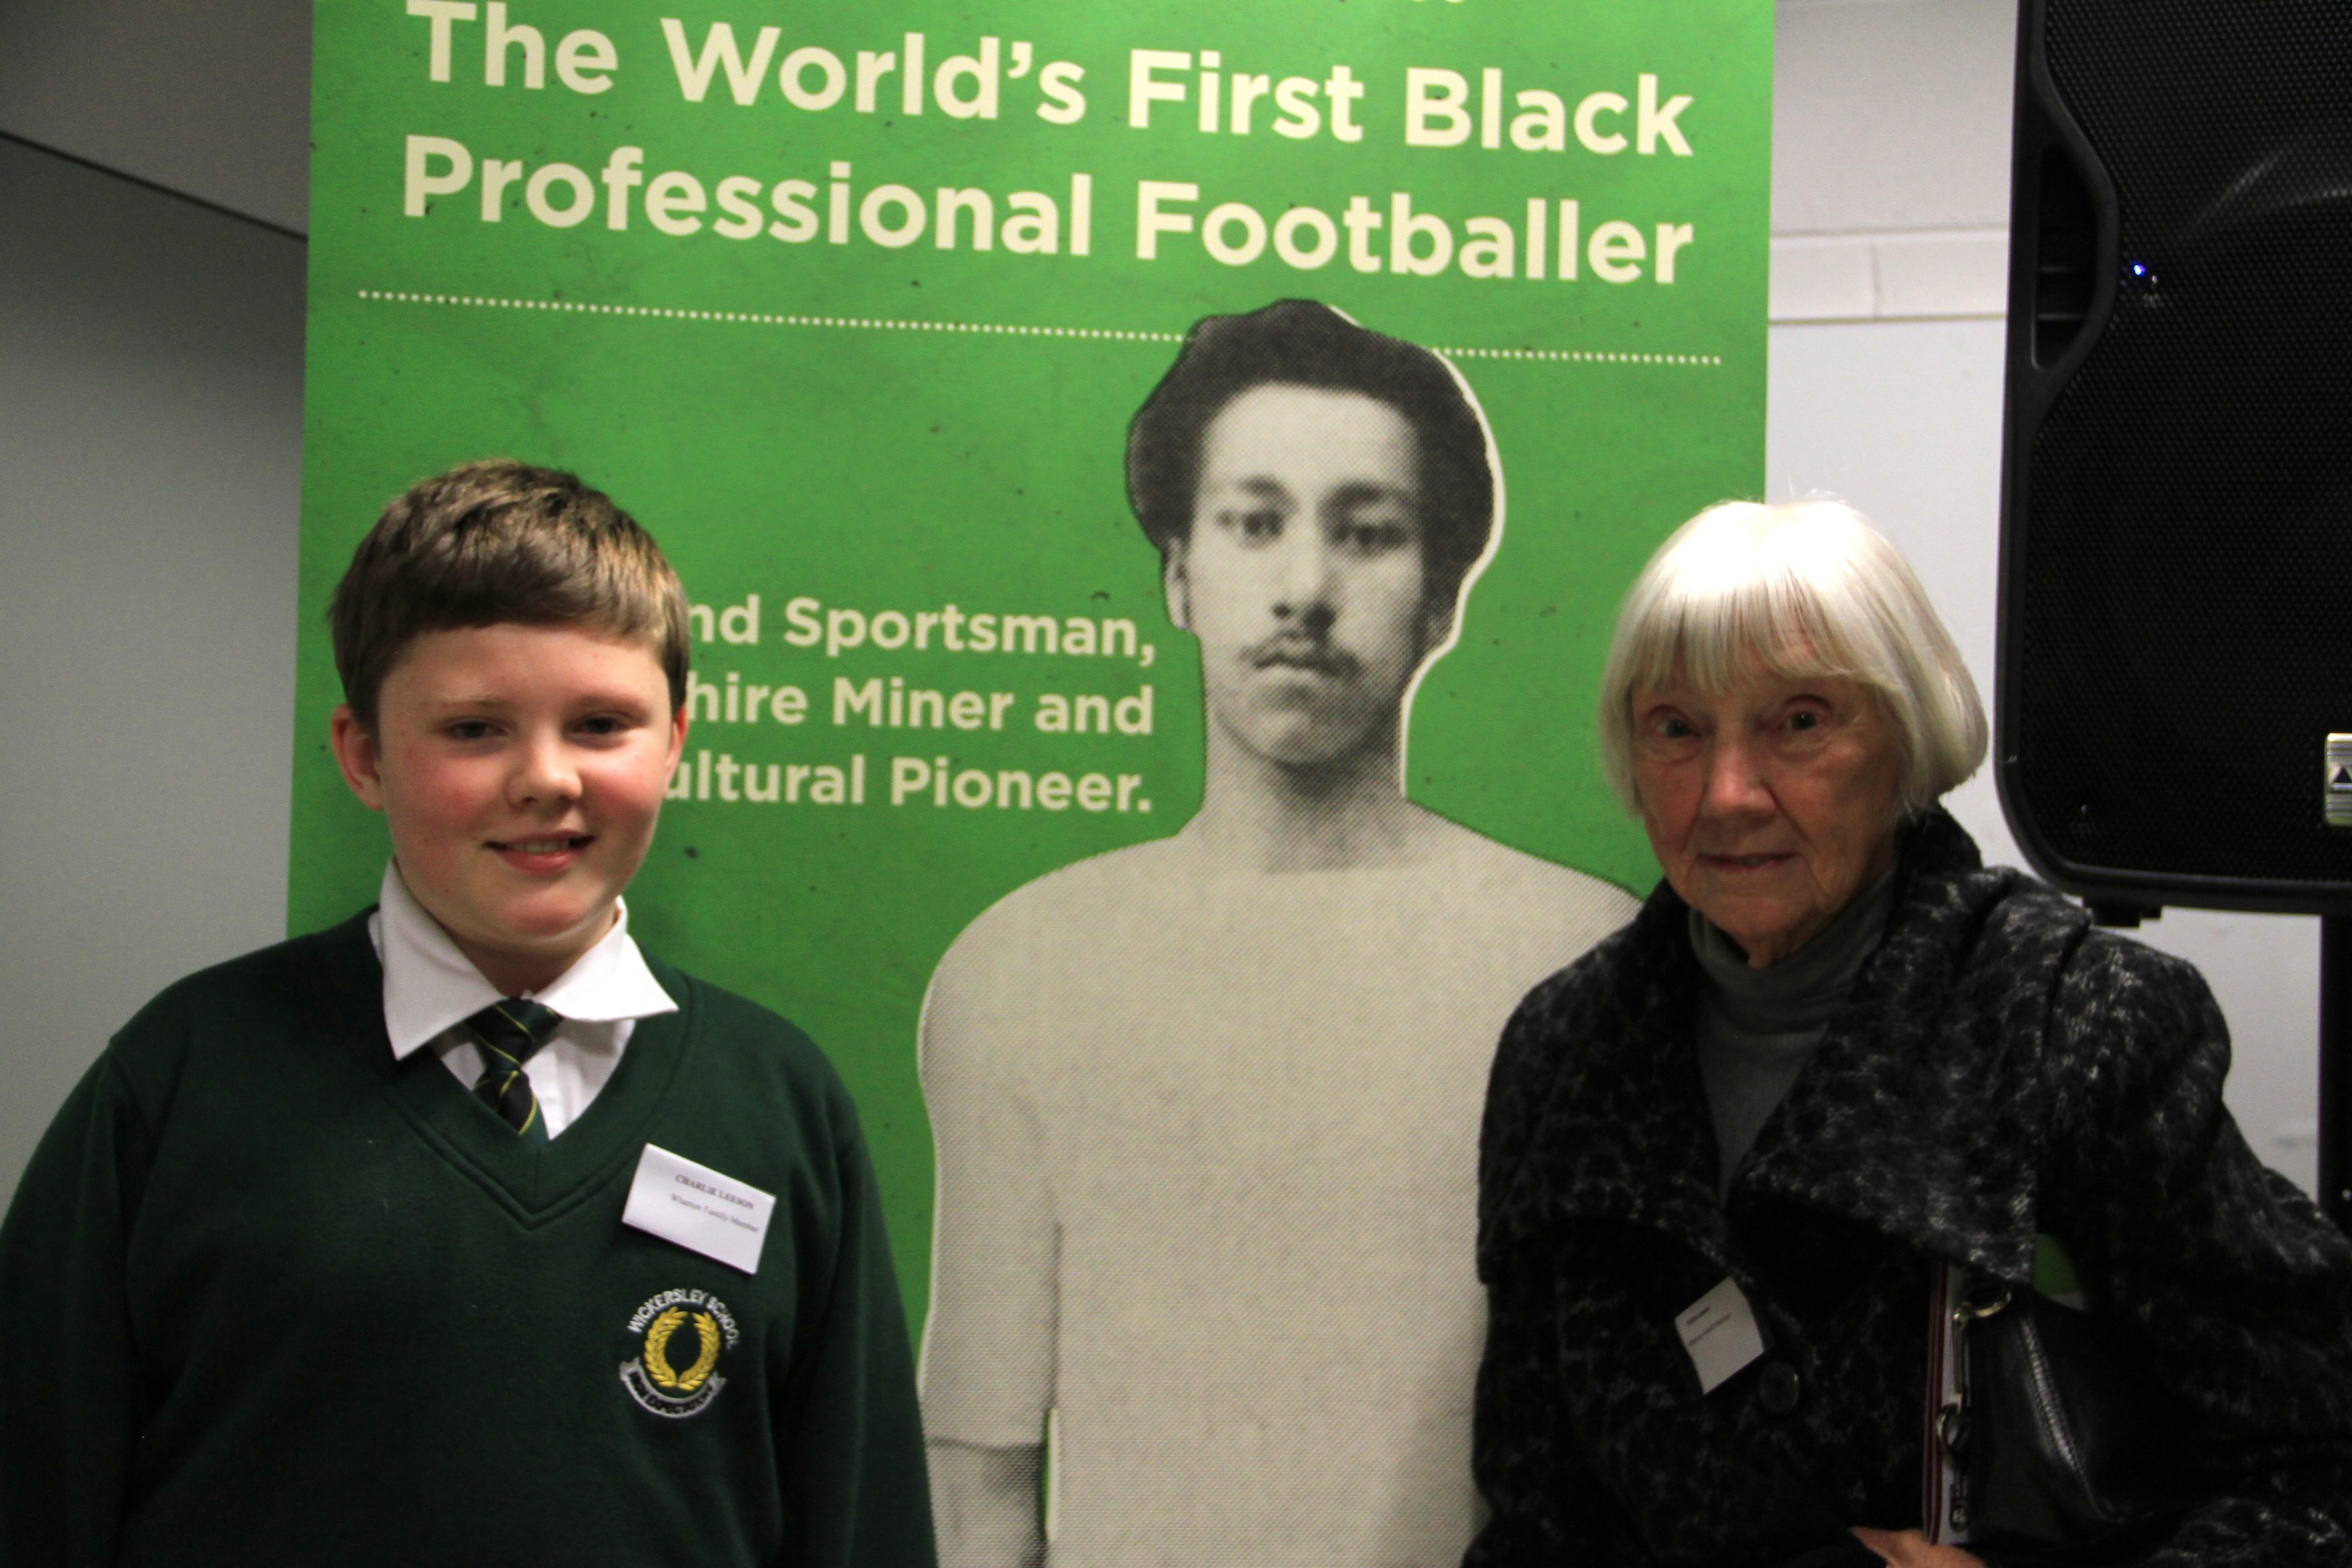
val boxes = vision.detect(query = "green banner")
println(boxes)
[299,0,1769,1554]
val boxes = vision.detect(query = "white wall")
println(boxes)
[0,0,2327,1199]
[0,0,309,232]
[1769,0,2014,322]
[0,139,306,1196]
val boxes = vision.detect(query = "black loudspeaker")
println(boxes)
[1998,0,2352,920]
[2000,0,2352,1220]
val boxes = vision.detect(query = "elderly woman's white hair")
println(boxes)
[1598,498,1988,816]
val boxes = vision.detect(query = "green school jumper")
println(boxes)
[0,912,936,1568]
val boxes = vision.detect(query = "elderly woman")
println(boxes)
[1468,500,2352,1568]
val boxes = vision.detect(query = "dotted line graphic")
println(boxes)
[1437,345,1722,366]
[354,289,1723,365]
[357,289,1181,343]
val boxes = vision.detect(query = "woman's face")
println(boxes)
[1630,662,1906,967]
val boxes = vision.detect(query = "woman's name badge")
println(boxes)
[622,1143,775,1275]
[1676,1277,1766,1394]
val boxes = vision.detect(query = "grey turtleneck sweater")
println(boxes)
[1690,870,1896,1196]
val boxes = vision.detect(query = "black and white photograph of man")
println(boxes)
[918,299,1637,1568]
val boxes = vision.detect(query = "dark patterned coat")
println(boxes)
[1468,811,2352,1568]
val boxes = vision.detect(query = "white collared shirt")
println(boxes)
[367,861,678,1138]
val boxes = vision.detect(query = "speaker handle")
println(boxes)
[2004,0,2122,411]
[1994,0,2125,904]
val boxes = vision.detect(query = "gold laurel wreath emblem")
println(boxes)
[642,1308,723,1394]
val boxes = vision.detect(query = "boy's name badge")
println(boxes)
[623,1144,774,1275]
[1676,1277,1766,1395]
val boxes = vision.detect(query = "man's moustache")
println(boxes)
[1248,637,1357,675]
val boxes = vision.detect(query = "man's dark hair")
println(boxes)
[329,459,691,728]
[1125,299,1495,605]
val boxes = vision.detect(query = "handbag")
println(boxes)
[1921,1243,2189,1560]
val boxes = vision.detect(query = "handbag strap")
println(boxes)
[1923,1261,1972,1546]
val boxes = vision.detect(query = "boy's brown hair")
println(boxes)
[329,459,691,728]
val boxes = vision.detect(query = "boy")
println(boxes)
[0,460,936,1567]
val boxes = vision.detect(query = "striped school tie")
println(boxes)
[465,999,564,1142]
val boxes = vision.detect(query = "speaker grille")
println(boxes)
[2013,0,2352,890]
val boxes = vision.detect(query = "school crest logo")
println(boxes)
[621,1288,741,1418]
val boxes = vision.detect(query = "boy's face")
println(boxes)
[331,623,687,995]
